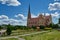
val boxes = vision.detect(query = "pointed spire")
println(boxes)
[28,4,30,14]
[28,4,31,19]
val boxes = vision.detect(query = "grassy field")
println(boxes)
[0,38,18,40]
[11,29,41,36]
[1,29,60,40]
[20,30,60,40]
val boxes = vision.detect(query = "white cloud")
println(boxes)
[45,13,50,16]
[15,14,27,20]
[48,2,60,11]
[0,14,27,26]
[9,19,25,25]
[31,14,38,18]
[44,12,59,18]
[51,12,59,18]
[0,0,21,6]
[31,13,45,18]
[0,15,8,19]
[54,0,60,1]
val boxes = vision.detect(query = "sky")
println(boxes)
[0,0,60,26]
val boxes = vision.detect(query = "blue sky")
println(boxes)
[0,0,60,25]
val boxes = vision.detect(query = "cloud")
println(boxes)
[31,13,45,18]
[0,0,21,6]
[0,15,8,19]
[51,12,59,18]
[44,12,59,18]
[9,19,24,25]
[31,14,38,18]
[0,14,27,26]
[54,0,60,1]
[45,13,50,16]
[15,14,27,20]
[48,2,60,11]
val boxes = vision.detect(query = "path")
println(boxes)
[0,31,48,40]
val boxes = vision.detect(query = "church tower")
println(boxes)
[28,4,31,19]
[27,4,31,27]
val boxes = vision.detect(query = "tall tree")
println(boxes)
[6,24,12,35]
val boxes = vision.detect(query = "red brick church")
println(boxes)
[27,5,52,27]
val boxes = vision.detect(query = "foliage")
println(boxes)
[53,24,59,29]
[39,25,45,29]
[0,26,2,30]
[6,24,12,35]
[32,26,36,29]
[49,23,59,29]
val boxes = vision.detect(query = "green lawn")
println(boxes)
[11,29,41,36]
[0,38,18,40]
[20,30,60,40]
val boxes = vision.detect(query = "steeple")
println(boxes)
[28,4,31,19]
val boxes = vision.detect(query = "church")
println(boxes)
[27,5,52,27]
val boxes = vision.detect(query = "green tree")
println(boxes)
[49,23,53,28]
[53,24,59,29]
[32,26,36,29]
[0,26,2,30]
[39,25,45,29]
[6,24,12,35]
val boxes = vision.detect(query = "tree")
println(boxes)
[39,25,45,29]
[49,24,59,29]
[53,24,59,29]
[0,26,2,30]
[6,24,12,35]
[32,26,36,29]
[49,23,53,28]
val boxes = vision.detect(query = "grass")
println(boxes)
[20,30,60,40]
[11,29,41,36]
[1,29,60,40]
[0,38,18,40]
[1,29,43,37]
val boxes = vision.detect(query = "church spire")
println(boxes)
[28,4,31,19]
